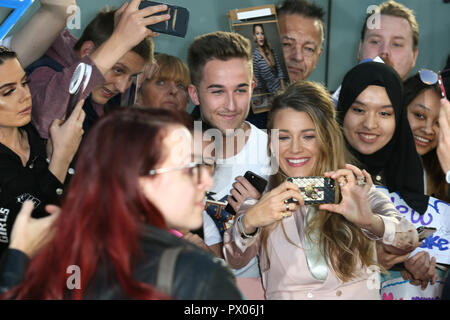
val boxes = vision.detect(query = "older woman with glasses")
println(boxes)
[2,107,242,300]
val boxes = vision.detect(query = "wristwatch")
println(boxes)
[446,170,450,184]
[236,214,259,239]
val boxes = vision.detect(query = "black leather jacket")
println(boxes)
[1,225,243,300]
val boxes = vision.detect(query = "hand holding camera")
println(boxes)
[226,171,267,214]
[318,164,384,236]
[242,181,304,234]
[113,0,171,47]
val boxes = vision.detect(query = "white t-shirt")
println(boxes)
[203,122,271,278]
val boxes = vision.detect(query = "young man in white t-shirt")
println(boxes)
[187,31,274,299]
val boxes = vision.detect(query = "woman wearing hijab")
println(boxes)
[337,62,438,292]
[337,62,428,214]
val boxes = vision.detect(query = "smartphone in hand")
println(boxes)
[225,171,268,215]
[287,176,336,205]
[138,1,190,38]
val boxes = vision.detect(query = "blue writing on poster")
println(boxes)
[376,186,450,264]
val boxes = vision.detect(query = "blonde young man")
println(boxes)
[188,31,272,299]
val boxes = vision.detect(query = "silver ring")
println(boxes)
[285,203,290,211]
[357,177,366,186]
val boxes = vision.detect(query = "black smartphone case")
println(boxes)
[225,171,268,215]
[139,1,190,38]
[243,171,268,194]
[287,177,336,205]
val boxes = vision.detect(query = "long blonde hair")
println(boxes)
[265,81,378,282]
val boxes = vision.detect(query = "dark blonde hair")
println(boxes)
[265,81,379,282]
[143,53,190,90]
[187,31,252,86]
[361,0,419,50]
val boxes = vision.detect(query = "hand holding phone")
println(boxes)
[225,171,268,215]
[138,1,190,38]
[66,63,91,120]
[112,0,171,53]
[287,176,336,205]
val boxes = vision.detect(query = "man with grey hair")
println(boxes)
[277,0,325,82]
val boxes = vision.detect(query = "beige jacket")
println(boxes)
[223,187,417,300]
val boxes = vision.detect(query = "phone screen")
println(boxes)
[138,1,190,38]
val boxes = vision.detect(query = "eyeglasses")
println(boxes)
[418,68,450,99]
[148,161,214,185]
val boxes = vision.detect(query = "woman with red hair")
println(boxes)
[2,107,242,300]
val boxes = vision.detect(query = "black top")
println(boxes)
[83,225,242,300]
[0,123,65,256]
[337,62,429,214]
[0,249,29,294]
[0,225,243,299]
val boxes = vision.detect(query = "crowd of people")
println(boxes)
[0,0,449,300]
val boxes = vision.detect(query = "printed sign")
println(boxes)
[376,186,450,265]
[380,277,445,300]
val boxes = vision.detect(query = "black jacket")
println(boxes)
[0,249,29,294]
[0,225,243,300]
[0,124,66,256]
[84,225,243,300]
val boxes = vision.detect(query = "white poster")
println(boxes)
[376,186,450,265]
[380,277,445,300]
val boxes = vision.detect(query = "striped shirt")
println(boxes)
[252,48,285,94]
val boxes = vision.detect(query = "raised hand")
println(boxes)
[320,164,384,237]
[243,181,303,234]
[227,176,264,214]
[9,201,60,258]
[112,0,170,48]
[47,99,85,182]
